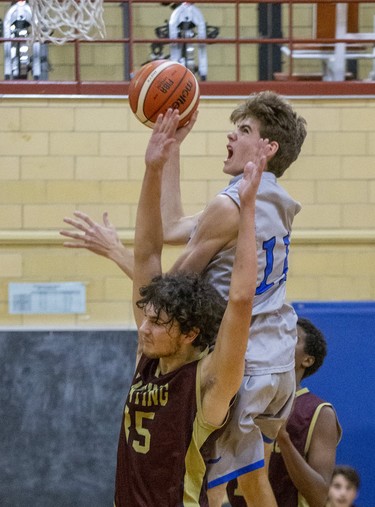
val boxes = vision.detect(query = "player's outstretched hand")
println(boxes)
[60,210,123,259]
[60,211,135,279]
[238,138,270,205]
[145,108,180,170]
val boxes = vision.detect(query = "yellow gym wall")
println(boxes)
[0,96,374,328]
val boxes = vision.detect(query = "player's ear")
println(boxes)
[302,354,315,369]
[268,140,279,159]
[184,327,200,344]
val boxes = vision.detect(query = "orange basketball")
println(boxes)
[128,60,200,128]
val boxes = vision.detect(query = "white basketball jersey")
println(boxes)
[202,171,301,374]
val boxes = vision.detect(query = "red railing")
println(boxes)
[0,0,374,96]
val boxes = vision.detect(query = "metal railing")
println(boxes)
[0,0,374,96]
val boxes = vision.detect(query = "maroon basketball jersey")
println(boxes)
[269,387,332,506]
[114,353,221,506]
[227,388,340,507]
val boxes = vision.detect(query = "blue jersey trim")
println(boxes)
[207,459,265,488]
[262,433,274,444]
[207,456,222,464]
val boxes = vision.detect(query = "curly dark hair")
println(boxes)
[332,465,361,490]
[230,91,307,178]
[136,272,227,350]
[297,317,327,379]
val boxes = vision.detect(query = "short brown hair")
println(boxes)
[230,91,307,177]
[332,465,361,490]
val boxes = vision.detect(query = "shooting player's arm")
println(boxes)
[161,111,201,245]
[170,194,238,275]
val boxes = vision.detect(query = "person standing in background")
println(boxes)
[327,465,361,507]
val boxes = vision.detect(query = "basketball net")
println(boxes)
[29,0,106,45]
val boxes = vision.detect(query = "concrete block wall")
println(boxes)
[0,95,374,327]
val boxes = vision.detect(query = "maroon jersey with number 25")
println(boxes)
[114,352,226,507]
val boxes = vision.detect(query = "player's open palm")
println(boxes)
[145,108,180,170]
[61,211,121,257]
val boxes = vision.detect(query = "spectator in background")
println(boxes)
[327,465,361,507]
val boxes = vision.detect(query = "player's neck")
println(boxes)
[295,369,304,387]
[158,347,201,375]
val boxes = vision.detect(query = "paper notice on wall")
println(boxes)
[8,282,86,314]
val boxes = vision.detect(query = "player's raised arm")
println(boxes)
[132,109,180,329]
[201,140,269,425]
[161,110,202,245]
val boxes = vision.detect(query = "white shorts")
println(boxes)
[207,370,295,488]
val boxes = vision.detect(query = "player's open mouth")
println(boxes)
[225,145,233,161]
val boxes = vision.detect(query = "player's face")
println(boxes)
[223,117,262,177]
[328,474,358,507]
[138,305,183,359]
[294,325,307,369]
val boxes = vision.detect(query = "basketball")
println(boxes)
[128,60,200,128]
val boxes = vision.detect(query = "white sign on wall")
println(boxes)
[8,282,86,314]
